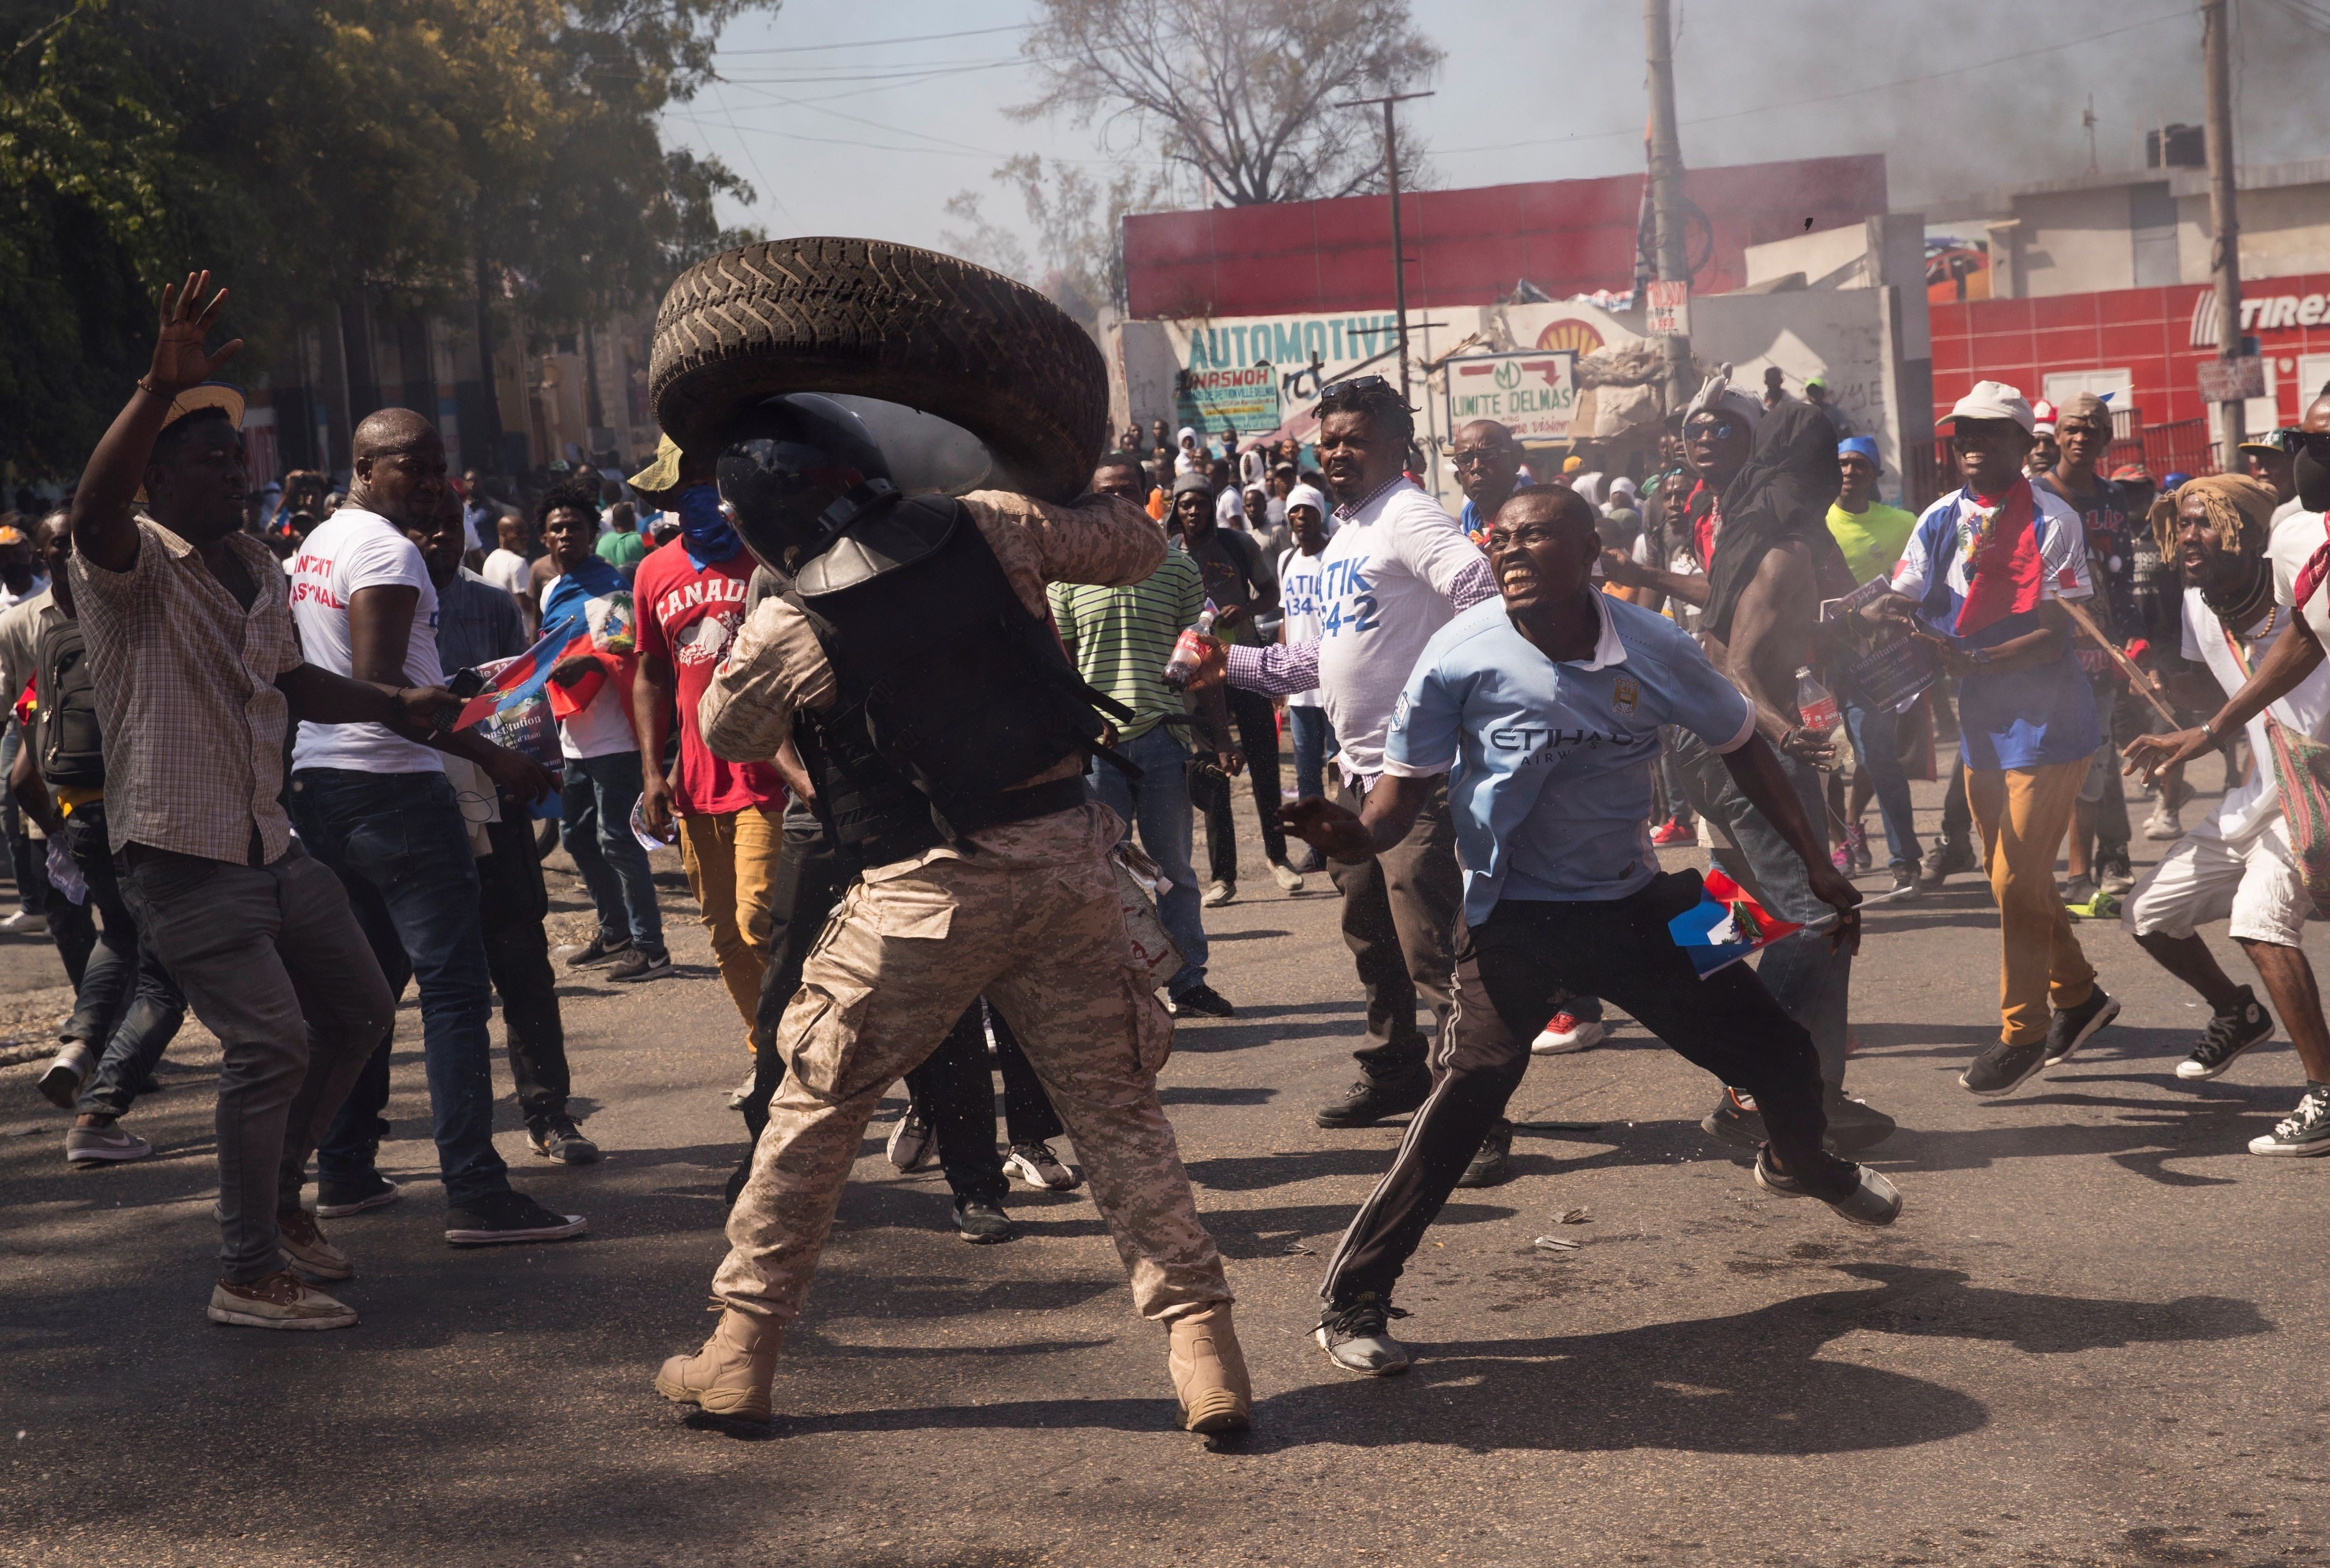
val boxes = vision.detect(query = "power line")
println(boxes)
[715,23,1028,57]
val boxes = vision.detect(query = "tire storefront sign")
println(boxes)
[1176,362,1281,430]
[1443,350,1579,443]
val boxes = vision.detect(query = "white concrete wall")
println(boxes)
[2012,186,2137,297]
[1744,224,1875,290]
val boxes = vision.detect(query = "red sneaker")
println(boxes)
[1531,1010,1608,1056]
[1651,817,1697,847]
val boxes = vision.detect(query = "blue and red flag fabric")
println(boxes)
[1665,866,1805,978]
[454,589,637,730]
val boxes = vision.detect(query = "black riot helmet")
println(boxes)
[713,392,895,568]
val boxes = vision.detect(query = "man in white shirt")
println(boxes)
[481,512,539,634]
[288,408,585,1246]
[2125,470,2330,1154]
[1194,376,1506,1173]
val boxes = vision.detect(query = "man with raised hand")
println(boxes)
[68,273,455,1327]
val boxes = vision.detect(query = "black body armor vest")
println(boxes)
[785,493,1132,866]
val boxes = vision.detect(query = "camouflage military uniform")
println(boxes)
[699,491,1232,1329]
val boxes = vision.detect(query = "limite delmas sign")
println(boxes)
[1443,350,1578,443]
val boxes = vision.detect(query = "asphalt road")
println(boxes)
[5,758,2328,1567]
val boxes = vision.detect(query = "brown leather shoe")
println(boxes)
[207,1269,358,1331]
[1167,1304,1251,1435]
[276,1206,353,1281]
[654,1307,781,1421]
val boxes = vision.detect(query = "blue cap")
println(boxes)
[2163,471,2193,488]
[1837,435,1880,469]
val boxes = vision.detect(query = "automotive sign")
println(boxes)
[1443,350,1578,443]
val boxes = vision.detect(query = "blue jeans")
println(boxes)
[1669,732,1853,1086]
[295,769,512,1209]
[62,803,185,1117]
[561,750,666,957]
[1841,691,1922,872]
[1087,723,1208,996]
[1287,706,1337,804]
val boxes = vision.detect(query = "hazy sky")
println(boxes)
[662,0,2330,267]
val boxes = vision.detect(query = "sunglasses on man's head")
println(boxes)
[1318,374,1395,404]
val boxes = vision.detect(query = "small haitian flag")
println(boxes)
[1666,867,1804,978]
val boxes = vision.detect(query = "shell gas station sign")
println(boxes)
[1443,350,1579,443]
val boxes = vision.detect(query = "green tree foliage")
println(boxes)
[0,0,767,479]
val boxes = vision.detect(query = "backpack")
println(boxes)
[34,614,104,789]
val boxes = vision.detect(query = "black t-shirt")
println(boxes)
[1177,528,1275,646]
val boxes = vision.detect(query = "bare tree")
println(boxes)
[942,156,1173,330]
[1013,0,1441,206]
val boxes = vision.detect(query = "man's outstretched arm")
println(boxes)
[71,271,244,572]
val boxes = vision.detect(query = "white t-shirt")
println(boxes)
[543,572,639,761]
[1277,546,1330,709]
[482,548,532,599]
[2184,568,2330,844]
[1313,480,1489,778]
[2268,506,2330,646]
[288,508,446,774]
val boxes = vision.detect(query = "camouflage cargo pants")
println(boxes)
[714,802,1231,1326]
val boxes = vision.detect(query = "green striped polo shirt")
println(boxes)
[1049,550,1206,741]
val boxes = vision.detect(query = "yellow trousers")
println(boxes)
[1968,760,2098,1045]
[678,807,783,1049]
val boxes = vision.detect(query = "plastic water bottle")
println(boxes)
[1795,666,1841,737]
[1162,602,1220,690]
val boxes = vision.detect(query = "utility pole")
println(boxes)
[1643,0,1693,413]
[2204,0,2245,467]
[1336,89,1435,410]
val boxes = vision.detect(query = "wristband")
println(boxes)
[2200,717,2218,743]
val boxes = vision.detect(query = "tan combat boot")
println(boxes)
[655,1307,782,1421]
[1167,1303,1251,1435]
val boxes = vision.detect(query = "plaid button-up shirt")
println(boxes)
[69,519,304,862]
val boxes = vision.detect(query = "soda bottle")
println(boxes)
[1795,666,1841,737]
[1161,602,1220,690]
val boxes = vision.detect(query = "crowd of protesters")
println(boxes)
[8,273,2330,1394]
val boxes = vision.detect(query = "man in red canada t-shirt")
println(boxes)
[630,510,788,1054]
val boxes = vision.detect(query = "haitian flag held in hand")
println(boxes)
[1666,867,1805,978]
[454,589,638,731]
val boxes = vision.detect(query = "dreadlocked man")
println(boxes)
[2121,474,2330,1154]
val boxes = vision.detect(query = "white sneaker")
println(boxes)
[38,1041,96,1110]
[2144,800,2182,841]
[1202,881,1235,907]
[1268,860,1304,893]
[0,909,47,934]
[1531,1009,1607,1055]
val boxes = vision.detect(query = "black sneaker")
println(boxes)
[608,948,674,983]
[2176,987,2274,1080]
[1824,1084,1897,1153]
[2042,988,2120,1066]
[887,1107,935,1171]
[1959,1039,2049,1097]
[1918,836,1978,890]
[1170,982,1236,1018]
[2096,848,2136,895]
[1753,1147,1902,1226]
[314,1173,401,1218]
[1315,1068,1431,1128]
[953,1197,1015,1244]
[1454,1120,1511,1188]
[1315,1292,1411,1375]
[2249,1083,2330,1156]
[1701,1086,1766,1148]
[1889,867,1919,899]
[566,934,631,969]
[528,1114,601,1164]
[444,1190,588,1246]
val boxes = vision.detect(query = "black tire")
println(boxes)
[649,237,1109,504]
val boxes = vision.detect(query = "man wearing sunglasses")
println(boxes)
[1184,375,1507,1175]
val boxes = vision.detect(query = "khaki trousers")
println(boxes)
[1969,759,2098,1045]
[714,803,1231,1328]
[678,806,783,1048]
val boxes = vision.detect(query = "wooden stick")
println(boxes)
[2057,597,2180,727]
